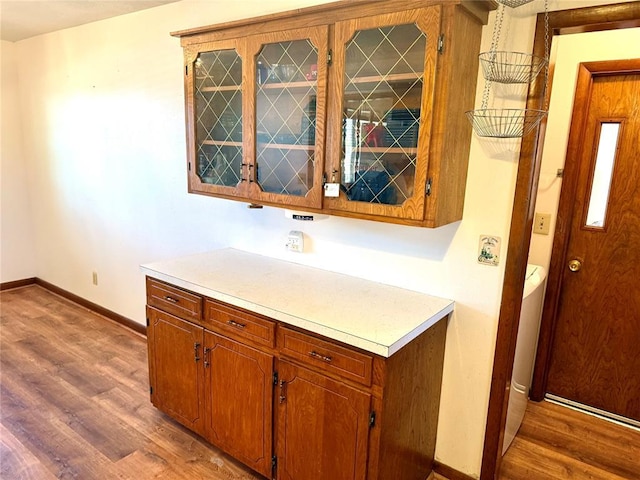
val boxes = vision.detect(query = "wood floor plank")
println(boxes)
[501,436,630,480]
[502,401,640,480]
[0,423,58,480]
[516,401,640,479]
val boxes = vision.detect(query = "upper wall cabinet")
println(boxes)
[323,7,440,223]
[245,27,328,209]
[174,0,493,227]
[185,39,245,199]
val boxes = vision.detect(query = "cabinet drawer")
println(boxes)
[204,299,275,348]
[146,278,202,322]
[278,327,372,386]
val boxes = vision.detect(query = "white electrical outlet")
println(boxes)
[286,231,304,253]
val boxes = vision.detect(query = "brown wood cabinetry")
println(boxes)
[204,331,274,477]
[172,0,493,227]
[147,278,275,478]
[276,360,371,480]
[146,276,448,480]
[146,306,206,436]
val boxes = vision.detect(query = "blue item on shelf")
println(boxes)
[346,170,397,205]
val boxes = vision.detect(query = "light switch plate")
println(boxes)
[533,212,551,235]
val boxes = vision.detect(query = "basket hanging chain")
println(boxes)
[481,4,505,109]
[542,0,550,111]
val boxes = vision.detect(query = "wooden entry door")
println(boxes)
[542,60,640,422]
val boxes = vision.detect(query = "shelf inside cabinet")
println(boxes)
[259,80,317,91]
[348,72,422,85]
[259,143,314,151]
[202,140,243,147]
[358,146,417,155]
[199,85,243,93]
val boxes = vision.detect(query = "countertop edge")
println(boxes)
[386,303,454,356]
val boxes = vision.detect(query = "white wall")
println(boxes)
[529,27,640,269]
[6,0,634,476]
[1,40,37,282]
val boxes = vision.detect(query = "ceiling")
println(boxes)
[0,0,180,42]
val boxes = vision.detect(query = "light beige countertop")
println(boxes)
[141,248,453,357]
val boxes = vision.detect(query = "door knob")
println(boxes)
[568,259,582,272]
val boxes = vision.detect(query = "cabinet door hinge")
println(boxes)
[188,161,191,171]
[273,371,278,386]
[426,178,432,196]
[369,411,376,428]
[327,49,332,66]
[272,455,277,471]
[185,65,188,76]
[146,317,149,327]
[150,386,153,395]
[438,34,445,54]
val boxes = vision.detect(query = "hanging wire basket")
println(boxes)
[465,108,547,138]
[496,0,536,7]
[479,51,548,84]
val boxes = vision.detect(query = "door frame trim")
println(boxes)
[530,58,640,404]
[480,3,640,479]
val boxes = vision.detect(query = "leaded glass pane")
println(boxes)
[255,40,318,196]
[341,24,426,205]
[194,49,243,187]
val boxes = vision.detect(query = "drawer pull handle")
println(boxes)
[164,296,179,304]
[309,351,332,363]
[227,320,246,329]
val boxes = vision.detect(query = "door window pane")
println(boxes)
[194,50,243,187]
[341,23,426,206]
[255,40,318,196]
[585,122,620,228]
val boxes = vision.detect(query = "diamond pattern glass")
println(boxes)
[194,49,243,187]
[255,40,318,196]
[341,24,426,205]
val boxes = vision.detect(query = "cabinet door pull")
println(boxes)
[164,295,179,304]
[227,319,246,329]
[309,350,332,363]
[194,342,201,362]
[204,347,211,368]
[279,380,286,404]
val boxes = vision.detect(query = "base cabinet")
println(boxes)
[146,277,447,480]
[205,332,274,477]
[276,361,371,480]
[147,307,206,436]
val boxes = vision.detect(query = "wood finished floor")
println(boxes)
[1,285,639,479]
[1,286,261,480]
[499,400,640,480]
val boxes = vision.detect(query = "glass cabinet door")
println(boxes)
[327,9,441,220]
[248,27,328,209]
[188,43,246,195]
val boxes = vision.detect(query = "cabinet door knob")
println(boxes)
[203,347,211,368]
[279,380,286,404]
